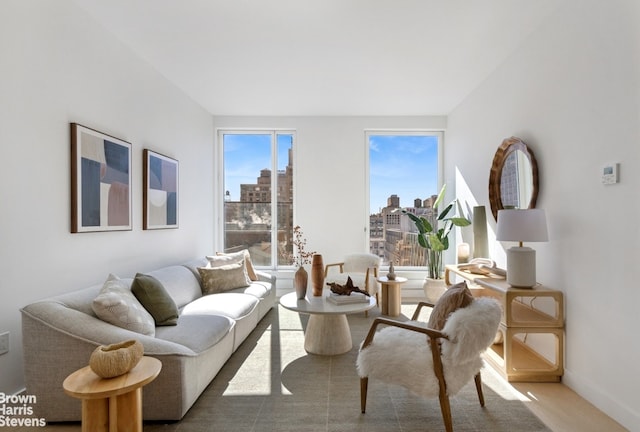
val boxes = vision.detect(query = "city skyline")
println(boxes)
[223,132,440,213]
[368,134,439,214]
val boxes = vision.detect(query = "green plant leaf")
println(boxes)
[433,184,446,209]
[429,233,444,251]
[450,217,471,227]
[438,203,454,220]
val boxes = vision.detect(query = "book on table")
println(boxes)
[326,292,369,305]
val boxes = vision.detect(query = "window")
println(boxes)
[367,131,442,267]
[220,131,294,268]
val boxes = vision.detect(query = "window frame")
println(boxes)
[216,129,296,270]
[364,129,444,270]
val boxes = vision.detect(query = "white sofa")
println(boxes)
[20,257,276,422]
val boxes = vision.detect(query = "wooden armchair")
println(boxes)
[324,253,381,301]
[356,297,501,432]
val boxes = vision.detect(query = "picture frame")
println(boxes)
[70,123,132,233]
[143,149,179,230]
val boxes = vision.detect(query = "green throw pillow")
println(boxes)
[131,273,179,326]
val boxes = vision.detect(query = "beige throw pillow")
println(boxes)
[198,261,251,294]
[211,249,258,281]
[92,274,156,336]
[427,281,474,331]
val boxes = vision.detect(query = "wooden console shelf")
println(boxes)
[445,265,564,382]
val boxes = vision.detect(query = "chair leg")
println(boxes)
[360,377,368,413]
[474,372,485,407]
[438,392,453,432]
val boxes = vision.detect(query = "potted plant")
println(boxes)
[399,184,471,300]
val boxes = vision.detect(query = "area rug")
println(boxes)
[39,302,551,432]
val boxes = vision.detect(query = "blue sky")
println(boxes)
[223,133,291,201]
[369,134,439,214]
[223,133,439,212]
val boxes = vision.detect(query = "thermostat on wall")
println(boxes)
[602,163,619,185]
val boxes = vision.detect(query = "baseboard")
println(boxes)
[563,369,637,431]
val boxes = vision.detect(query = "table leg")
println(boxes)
[114,388,143,432]
[304,314,352,355]
[82,398,108,432]
[380,284,389,315]
[387,284,401,317]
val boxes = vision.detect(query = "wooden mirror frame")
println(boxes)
[488,136,539,221]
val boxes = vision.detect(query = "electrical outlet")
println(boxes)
[0,332,9,355]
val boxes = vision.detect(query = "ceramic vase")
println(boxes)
[311,254,324,296]
[386,262,396,280]
[294,266,308,300]
[473,205,490,259]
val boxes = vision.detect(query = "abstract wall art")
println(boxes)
[143,149,178,230]
[71,123,132,233]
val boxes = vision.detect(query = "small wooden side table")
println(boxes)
[63,356,162,432]
[377,276,408,317]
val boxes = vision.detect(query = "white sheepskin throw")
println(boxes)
[356,297,501,398]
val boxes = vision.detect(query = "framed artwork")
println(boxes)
[143,149,179,230]
[70,123,132,233]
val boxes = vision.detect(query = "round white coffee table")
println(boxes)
[279,289,376,355]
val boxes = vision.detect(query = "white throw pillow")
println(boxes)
[92,274,155,336]
[205,253,245,268]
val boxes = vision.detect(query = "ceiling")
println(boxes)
[74,0,560,116]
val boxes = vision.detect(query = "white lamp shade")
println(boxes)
[496,209,548,243]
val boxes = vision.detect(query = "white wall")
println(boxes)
[212,116,446,289]
[0,1,214,394]
[446,0,640,429]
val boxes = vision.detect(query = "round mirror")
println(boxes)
[488,136,539,220]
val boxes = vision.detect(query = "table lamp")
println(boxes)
[496,209,548,288]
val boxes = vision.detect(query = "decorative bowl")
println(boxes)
[89,339,144,378]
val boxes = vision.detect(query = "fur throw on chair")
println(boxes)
[356,297,501,397]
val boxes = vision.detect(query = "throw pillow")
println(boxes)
[92,274,156,336]
[198,261,251,294]
[211,249,258,281]
[131,273,179,326]
[427,281,474,331]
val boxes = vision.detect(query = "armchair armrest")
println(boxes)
[324,262,344,277]
[411,301,436,321]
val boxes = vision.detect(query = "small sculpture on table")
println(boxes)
[327,276,370,296]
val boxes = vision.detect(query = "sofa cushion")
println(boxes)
[181,292,259,321]
[131,273,179,326]
[92,274,156,336]
[225,280,270,299]
[198,262,251,294]
[145,265,203,309]
[154,314,234,353]
[211,249,258,281]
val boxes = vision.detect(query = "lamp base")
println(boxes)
[506,247,536,288]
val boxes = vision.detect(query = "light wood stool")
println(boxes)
[63,356,161,432]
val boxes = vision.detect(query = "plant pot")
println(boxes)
[423,277,447,303]
[294,266,308,300]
